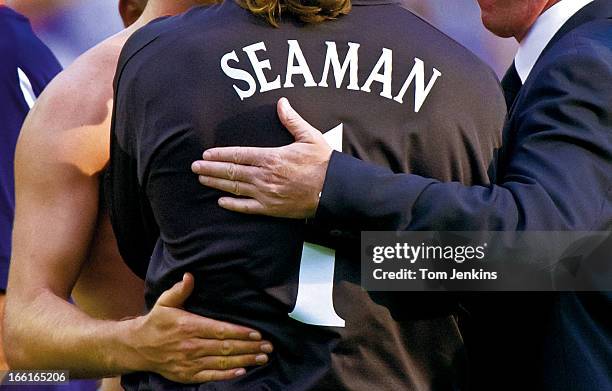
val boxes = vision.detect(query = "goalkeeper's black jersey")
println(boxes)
[106,1,506,389]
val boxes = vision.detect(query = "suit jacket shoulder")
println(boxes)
[521,17,612,96]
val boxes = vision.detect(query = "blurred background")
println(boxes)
[6,0,518,77]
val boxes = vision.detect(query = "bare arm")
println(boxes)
[4,88,139,376]
[3,68,271,382]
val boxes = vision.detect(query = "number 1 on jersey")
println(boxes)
[288,124,346,328]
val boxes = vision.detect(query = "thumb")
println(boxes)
[155,273,195,308]
[277,97,320,142]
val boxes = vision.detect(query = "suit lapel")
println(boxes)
[538,0,612,63]
[506,0,612,115]
[498,0,612,179]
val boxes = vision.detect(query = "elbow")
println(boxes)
[3,324,27,369]
[4,340,29,370]
[2,298,36,369]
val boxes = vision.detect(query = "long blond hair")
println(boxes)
[238,0,351,27]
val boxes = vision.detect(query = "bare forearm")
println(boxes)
[4,288,139,378]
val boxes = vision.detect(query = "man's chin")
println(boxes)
[481,18,516,39]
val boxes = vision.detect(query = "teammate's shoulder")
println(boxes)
[18,37,119,172]
[28,35,123,131]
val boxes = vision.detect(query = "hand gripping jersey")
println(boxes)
[106,1,506,389]
[0,6,61,290]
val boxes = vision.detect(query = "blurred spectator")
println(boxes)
[1,4,97,389]
[10,0,516,76]
[8,0,123,66]
[5,0,72,20]
[402,0,518,76]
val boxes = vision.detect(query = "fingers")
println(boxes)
[155,273,194,308]
[191,368,247,383]
[218,198,267,216]
[277,97,320,142]
[195,317,263,341]
[191,161,259,183]
[193,353,269,371]
[198,176,257,198]
[169,354,269,383]
[190,339,274,358]
[202,146,271,166]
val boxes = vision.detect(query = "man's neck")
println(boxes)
[134,0,205,27]
[516,0,561,42]
[542,0,562,14]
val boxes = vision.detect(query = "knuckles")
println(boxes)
[232,149,241,165]
[263,152,282,171]
[217,356,230,370]
[214,324,227,340]
[259,171,277,186]
[175,317,197,335]
[220,340,233,356]
[178,340,199,354]
[226,163,237,181]
[263,183,283,198]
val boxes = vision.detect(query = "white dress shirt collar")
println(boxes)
[515,0,594,83]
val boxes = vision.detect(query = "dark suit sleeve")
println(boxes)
[316,50,612,232]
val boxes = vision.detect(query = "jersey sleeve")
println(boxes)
[104,135,158,280]
[104,55,159,280]
[104,17,187,280]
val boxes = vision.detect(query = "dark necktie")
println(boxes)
[500,62,523,110]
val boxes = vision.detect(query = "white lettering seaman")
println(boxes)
[221,40,442,113]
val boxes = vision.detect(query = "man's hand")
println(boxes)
[191,98,332,219]
[125,273,272,383]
